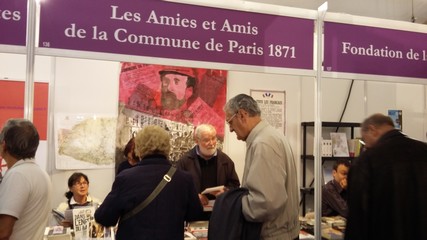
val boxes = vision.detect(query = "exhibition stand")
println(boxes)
[1,1,427,240]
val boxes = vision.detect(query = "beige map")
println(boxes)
[57,116,116,168]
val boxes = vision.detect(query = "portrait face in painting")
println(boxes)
[160,72,194,110]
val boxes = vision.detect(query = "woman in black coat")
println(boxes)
[95,125,203,240]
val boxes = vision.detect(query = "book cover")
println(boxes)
[72,207,115,240]
[321,139,332,157]
[348,139,363,157]
[388,109,402,130]
[330,133,349,157]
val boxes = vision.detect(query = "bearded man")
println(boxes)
[176,124,240,209]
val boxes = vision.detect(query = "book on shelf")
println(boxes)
[347,139,363,157]
[321,139,332,157]
[330,133,349,157]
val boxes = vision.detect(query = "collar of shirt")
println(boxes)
[70,195,93,205]
[4,158,37,175]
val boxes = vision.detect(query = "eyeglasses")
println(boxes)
[74,181,88,187]
[226,113,237,126]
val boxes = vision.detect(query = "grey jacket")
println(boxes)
[242,121,300,240]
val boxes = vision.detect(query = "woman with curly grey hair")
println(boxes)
[95,125,203,240]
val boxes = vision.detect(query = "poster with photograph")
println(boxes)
[388,109,402,130]
[330,132,350,157]
[55,113,116,169]
[250,90,286,134]
[116,63,227,163]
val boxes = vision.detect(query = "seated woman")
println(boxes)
[55,172,101,226]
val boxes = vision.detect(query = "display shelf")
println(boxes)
[300,121,360,216]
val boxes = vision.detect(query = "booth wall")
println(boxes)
[1,52,426,212]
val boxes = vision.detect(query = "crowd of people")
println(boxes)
[1,96,426,240]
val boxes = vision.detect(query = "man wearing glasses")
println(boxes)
[176,123,240,214]
[223,94,300,240]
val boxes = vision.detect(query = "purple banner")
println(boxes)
[0,0,27,46]
[324,22,427,79]
[38,0,313,70]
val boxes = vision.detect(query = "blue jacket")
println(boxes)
[95,155,203,240]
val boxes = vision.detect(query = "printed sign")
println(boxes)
[250,90,286,134]
[324,22,427,79]
[0,0,27,46]
[38,0,314,70]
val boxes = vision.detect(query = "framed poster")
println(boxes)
[250,90,286,134]
[117,63,227,163]
[388,109,402,130]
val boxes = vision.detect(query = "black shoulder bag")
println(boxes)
[121,166,176,221]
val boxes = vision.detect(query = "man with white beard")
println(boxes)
[177,124,240,214]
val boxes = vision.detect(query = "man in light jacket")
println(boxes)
[223,94,300,240]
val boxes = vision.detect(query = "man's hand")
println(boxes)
[340,178,348,189]
[210,188,226,197]
[61,220,73,228]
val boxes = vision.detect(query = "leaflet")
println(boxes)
[201,185,224,195]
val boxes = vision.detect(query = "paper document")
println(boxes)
[203,200,215,212]
[201,185,224,194]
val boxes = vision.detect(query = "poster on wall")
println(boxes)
[54,114,116,169]
[0,80,48,175]
[250,90,286,134]
[116,63,227,164]
[388,109,402,130]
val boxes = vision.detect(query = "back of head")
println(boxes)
[134,125,171,159]
[223,94,261,117]
[124,137,136,158]
[0,118,39,159]
[361,113,395,131]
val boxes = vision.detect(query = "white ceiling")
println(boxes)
[247,0,427,24]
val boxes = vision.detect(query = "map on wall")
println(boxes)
[54,114,116,169]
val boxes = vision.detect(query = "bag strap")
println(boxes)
[121,166,176,221]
